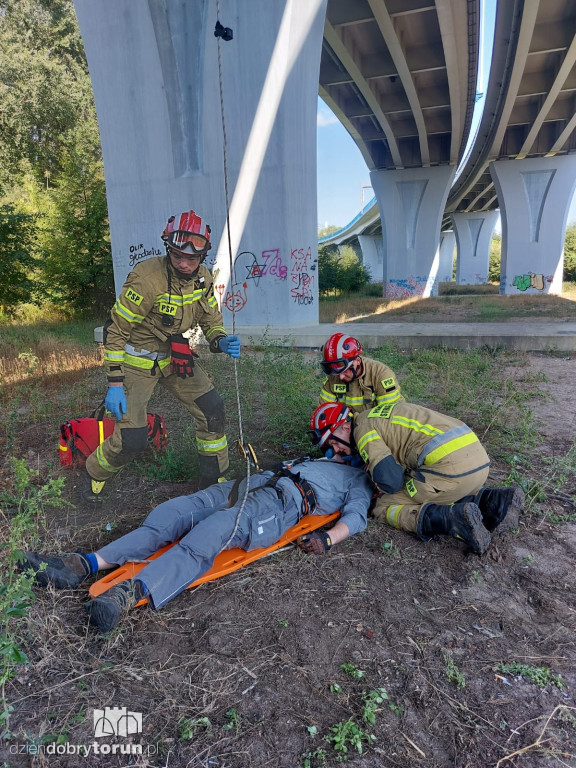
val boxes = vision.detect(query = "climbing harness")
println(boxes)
[214,4,259,548]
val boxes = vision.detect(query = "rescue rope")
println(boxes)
[214,1,253,550]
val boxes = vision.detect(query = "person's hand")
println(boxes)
[105,385,127,420]
[296,530,332,555]
[218,335,241,358]
[170,334,195,378]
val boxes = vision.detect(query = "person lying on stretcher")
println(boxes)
[21,456,373,632]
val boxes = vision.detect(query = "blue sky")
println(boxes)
[316,0,576,231]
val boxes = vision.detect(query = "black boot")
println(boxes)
[419,502,491,555]
[81,468,106,503]
[84,580,145,632]
[20,551,91,589]
[197,454,227,490]
[474,487,524,534]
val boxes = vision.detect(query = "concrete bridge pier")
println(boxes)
[490,155,576,295]
[73,0,327,326]
[437,230,456,292]
[452,211,499,287]
[357,235,384,283]
[370,166,456,299]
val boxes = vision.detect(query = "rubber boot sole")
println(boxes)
[492,487,524,535]
[460,503,491,556]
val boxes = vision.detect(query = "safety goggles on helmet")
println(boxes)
[321,333,362,376]
[320,357,357,376]
[162,210,212,259]
[309,403,351,449]
[168,231,211,255]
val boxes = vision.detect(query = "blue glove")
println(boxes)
[218,335,241,358]
[105,385,127,421]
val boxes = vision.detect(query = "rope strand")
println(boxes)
[215,0,251,549]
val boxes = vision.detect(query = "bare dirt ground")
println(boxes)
[1,350,576,768]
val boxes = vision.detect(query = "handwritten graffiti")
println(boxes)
[384,277,428,300]
[223,282,248,313]
[290,246,317,305]
[214,283,226,306]
[512,273,552,292]
[128,243,162,268]
[242,249,288,286]
[291,272,314,305]
[291,246,315,273]
[262,249,288,279]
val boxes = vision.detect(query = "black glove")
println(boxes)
[170,335,195,378]
[296,530,332,555]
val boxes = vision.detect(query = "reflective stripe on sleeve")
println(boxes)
[113,299,145,323]
[419,427,480,466]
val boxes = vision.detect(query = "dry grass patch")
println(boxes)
[320,287,576,324]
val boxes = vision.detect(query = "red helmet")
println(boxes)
[162,210,212,260]
[321,333,363,375]
[309,402,351,449]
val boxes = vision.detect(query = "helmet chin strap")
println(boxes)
[324,430,357,454]
[349,358,363,380]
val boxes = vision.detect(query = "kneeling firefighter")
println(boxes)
[84,209,241,502]
[310,401,525,555]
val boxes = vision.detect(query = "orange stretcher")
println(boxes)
[89,511,340,607]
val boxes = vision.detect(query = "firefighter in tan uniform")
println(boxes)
[84,209,241,502]
[319,333,403,414]
[310,402,525,555]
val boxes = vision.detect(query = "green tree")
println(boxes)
[0,205,39,312]
[489,233,501,282]
[564,224,576,282]
[25,123,114,313]
[0,0,92,194]
[318,244,370,295]
[0,0,113,313]
[318,224,341,238]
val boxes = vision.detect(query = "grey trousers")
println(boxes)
[97,473,300,609]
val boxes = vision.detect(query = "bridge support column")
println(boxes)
[437,230,456,292]
[358,235,384,283]
[370,166,456,299]
[73,0,326,325]
[490,156,576,295]
[452,211,499,286]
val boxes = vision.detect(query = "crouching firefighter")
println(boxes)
[84,209,241,502]
[310,402,525,555]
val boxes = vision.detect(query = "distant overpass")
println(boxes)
[320,0,576,296]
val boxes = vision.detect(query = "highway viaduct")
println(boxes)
[73,0,576,325]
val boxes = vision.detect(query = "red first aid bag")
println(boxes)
[59,410,167,468]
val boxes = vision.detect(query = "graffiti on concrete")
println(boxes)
[384,276,429,299]
[242,249,288,286]
[216,281,248,313]
[213,247,317,310]
[291,271,314,305]
[290,246,317,305]
[512,273,552,291]
[128,243,162,268]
